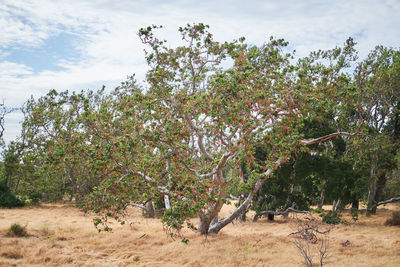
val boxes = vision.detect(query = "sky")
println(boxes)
[1,0,400,147]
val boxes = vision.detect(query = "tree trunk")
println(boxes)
[143,200,155,218]
[332,199,341,213]
[371,173,386,214]
[164,195,171,210]
[197,212,213,235]
[367,153,378,214]
[351,198,359,210]
[237,195,246,221]
[367,182,376,214]
[267,214,275,221]
[208,158,284,234]
[317,189,325,209]
[210,215,218,226]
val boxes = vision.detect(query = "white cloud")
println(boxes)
[0,0,399,145]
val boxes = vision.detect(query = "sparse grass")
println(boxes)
[0,203,399,266]
[385,210,400,226]
[7,223,28,237]
[2,250,23,259]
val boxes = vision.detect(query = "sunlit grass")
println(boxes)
[0,202,399,266]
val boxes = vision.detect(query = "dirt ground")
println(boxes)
[0,202,399,266]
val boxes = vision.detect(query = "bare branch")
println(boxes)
[208,157,285,233]
[126,203,147,210]
[184,113,214,161]
[373,196,400,208]
[300,132,357,145]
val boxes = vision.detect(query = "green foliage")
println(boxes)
[7,223,28,237]
[320,211,343,225]
[0,180,25,208]
[311,208,324,214]
[350,209,359,222]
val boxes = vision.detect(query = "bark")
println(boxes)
[371,173,386,214]
[317,189,325,209]
[372,196,400,209]
[164,195,171,210]
[237,195,246,221]
[208,158,284,234]
[332,199,341,213]
[367,154,378,214]
[351,198,359,210]
[366,180,376,214]
[300,132,356,145]
[210,215,218,226]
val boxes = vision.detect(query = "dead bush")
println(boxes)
[290,215,331,267]
[385,211,400,226]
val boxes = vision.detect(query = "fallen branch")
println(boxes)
[289,227,330,237]
[255,207,316,221]
[373,196,400,208]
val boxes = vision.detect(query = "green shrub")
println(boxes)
[320,211,342,225]
[7,223,28,237]
[0,180,25,208]
[351,209,359,222]
[311,207,324,214]
[385,211,400,226]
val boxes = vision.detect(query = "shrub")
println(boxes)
[0,180,25,208]
[7,223,28,237]
[385,211,400,226]
[320,211,342,225]
[350,209,359,222]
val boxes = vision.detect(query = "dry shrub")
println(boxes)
[290,216,331,267]
[385,211,400,226]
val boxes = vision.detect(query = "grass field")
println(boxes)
[0,202,399,266]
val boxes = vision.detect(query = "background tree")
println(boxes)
[346,46,400,214]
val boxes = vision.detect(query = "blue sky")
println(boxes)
[1,0,400,146]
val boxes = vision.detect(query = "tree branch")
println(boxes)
[208,158,285,234]
[300,132,357,145]
[373,196,400,208]
[184,114,214,161]
[255,207,315,221]
[126,203,147,210]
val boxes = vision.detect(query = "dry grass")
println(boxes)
[0,203,399,266]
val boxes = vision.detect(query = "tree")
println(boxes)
[84,24,358,235]
[347,46,400,214]
[16,89,114,203]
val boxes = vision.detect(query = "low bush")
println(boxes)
[320,211,343,225]
[7,223,28,237]
[385,211,400,226]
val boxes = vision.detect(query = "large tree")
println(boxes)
[84,24,357,235]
